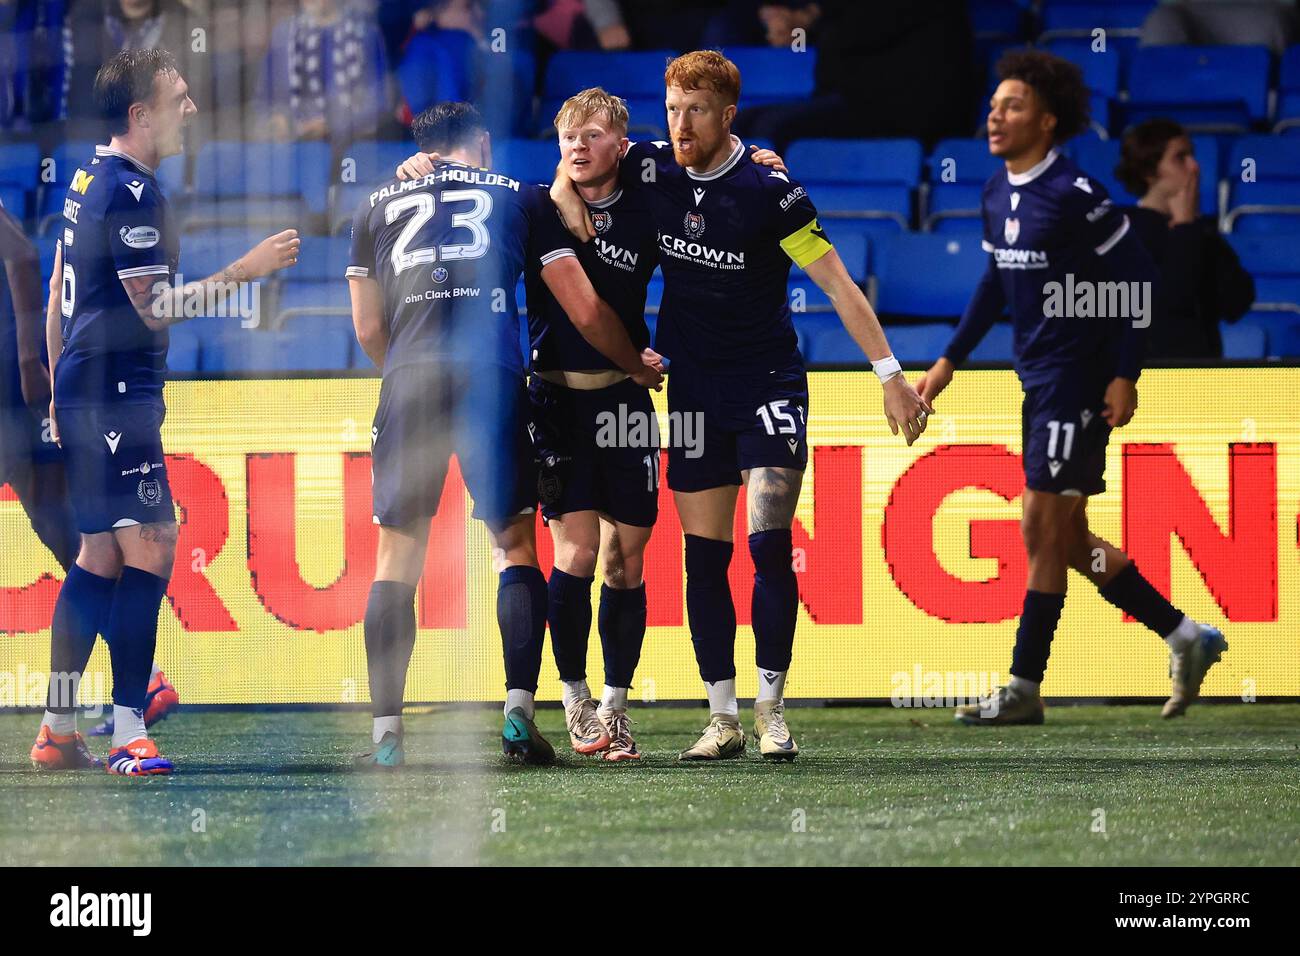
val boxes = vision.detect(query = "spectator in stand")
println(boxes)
[1142,1,1297,54]
[733,0,974,151]
[62,0,211,136]
[398,0,483,115]
[0,0,72,132]
[1116,119,1255,359]
[257,0,390,148]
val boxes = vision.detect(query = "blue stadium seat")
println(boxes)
[0,142,40,188]
[874,233,987,318]
[967,322,1015,362]
[201,326,353,372]
[276,280,349,319]
[190,141,332,228]
[787,277,833,313]
[1278,45,1300,134]
[1039,2,1156,40]
[1225,136,1300,233]
[397,26,479,116]
[1124,46,1271,132]
[543,51,676,101]
[970,0,1026,41]
[1226,232,1300,306]
[0,183,26,222]
[494,138,561,184]
[342,139,418,186]
[287,236,353,284]
[925,138,1002,230]
[180,228,266,281]
[823,228,870,282]
[720,48,815,104]
[879,322,954,364]
[1040,37,1122,99]
[1219,320,1266,359]
[786,139,920,231]
[1261,316,1300,356]
[166,324,202,373]
[36,141,97,234]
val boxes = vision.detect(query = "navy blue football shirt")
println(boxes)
[348,162,575,376]
[55,146,178,408]
[946,148,1153,383]
[524,184,657,372]
[618,138,831,372]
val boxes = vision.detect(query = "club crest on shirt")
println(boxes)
[1003,217,1020,245]
[137,479,162,506]
[683,211,706,239]
[591,210,612,234]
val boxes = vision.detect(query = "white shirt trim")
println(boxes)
[1006,148,1060,186]
[1094,215,1130,256]
[345,266,371,278]
[685,136,745,181]
[95,145,155,177]
[586,188,622,209]
[540,248,577,265]
[117,264,170,279]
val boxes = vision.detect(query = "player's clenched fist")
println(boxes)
[883,374,933,446]
[633,348,665,390]
[237,229,301,280]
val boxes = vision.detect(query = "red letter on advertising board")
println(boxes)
[883,444,1026,623]
[247,452,378,632]
[166,453,237,631]
[1123,443,1277,621]
[417,458,467,630]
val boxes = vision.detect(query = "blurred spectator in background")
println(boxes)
[1116,119,1255,359]
[734,0,974,150]
[1142,1,1297,54]
[398,0,483,116]
[257,0,390,147]
[0,0,71,132]
[62,0,212,135]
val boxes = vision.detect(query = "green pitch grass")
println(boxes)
[1,705,1296,866]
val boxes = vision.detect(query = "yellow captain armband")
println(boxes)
[780,218,833,269]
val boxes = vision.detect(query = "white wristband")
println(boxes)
[872,354,902,383]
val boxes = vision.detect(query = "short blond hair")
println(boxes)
[553,87,629,134]
[663,50,741,105]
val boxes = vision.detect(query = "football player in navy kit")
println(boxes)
[549,51,932,761]
[394,89,791,762]
[916,51,1227,725]
[35,50,299,775]
[349,102,662,767]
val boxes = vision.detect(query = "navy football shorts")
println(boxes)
[665,356,809,492]
[1021,371,1113,497]
[55,400,175,534]
[529,375,659,528]
[371,362,535,528]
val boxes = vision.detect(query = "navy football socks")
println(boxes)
[749,529,798,673]
[684,534,737,683]
[1009,590,1066,684]
[363,580,418,718]
[548,568,594,682]
[104,567,169,710]
[1098,561,1185,638]
[499,564,548,693]
[46,564,117,713]
[598,583,647,689]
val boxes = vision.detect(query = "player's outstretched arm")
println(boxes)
[347,275,388,370]
[549,162,595,241]
[44,241,64,444]
[121,229,300,331]
[803,247,932,445]
[541,255,662,388]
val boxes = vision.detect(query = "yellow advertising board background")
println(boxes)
[1,368,1296,704]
